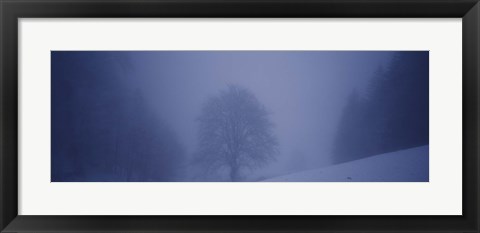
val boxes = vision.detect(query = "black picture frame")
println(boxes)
[1,0,479,232]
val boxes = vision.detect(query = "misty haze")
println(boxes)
[51,51,429,182]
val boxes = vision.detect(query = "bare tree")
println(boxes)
[196,85,278,181]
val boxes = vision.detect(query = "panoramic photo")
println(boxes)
[51,51,429,182]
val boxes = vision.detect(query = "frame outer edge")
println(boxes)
[1,0,480,233]
[477,4,480,233]
[0,0,3,231]
[463,2,480,232]
[475,5,479,230]
[0,0,19,232]
[0,0,6,231]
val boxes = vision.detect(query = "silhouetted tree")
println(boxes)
[51,52,185,181]
[332,90,365,163]
[332,52,429,164]
[195,85,278,181]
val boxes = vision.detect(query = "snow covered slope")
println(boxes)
[263,145,429,182]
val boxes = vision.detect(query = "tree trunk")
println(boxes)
[230,166,239,182]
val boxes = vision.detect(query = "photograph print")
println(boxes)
[51,51,429,182]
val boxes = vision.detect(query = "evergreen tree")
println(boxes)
[332,52,429,164]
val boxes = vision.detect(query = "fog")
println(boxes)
[129,51,394,179]
[52,51,429,182]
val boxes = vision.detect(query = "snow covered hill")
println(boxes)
[263,145,429,182]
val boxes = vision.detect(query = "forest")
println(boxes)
[52,53,185,181]
[331,52,429,164]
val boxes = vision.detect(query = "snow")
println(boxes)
[263,145,429,182]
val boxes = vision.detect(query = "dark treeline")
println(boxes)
[51,52,185,181]
[332,52,429,164]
